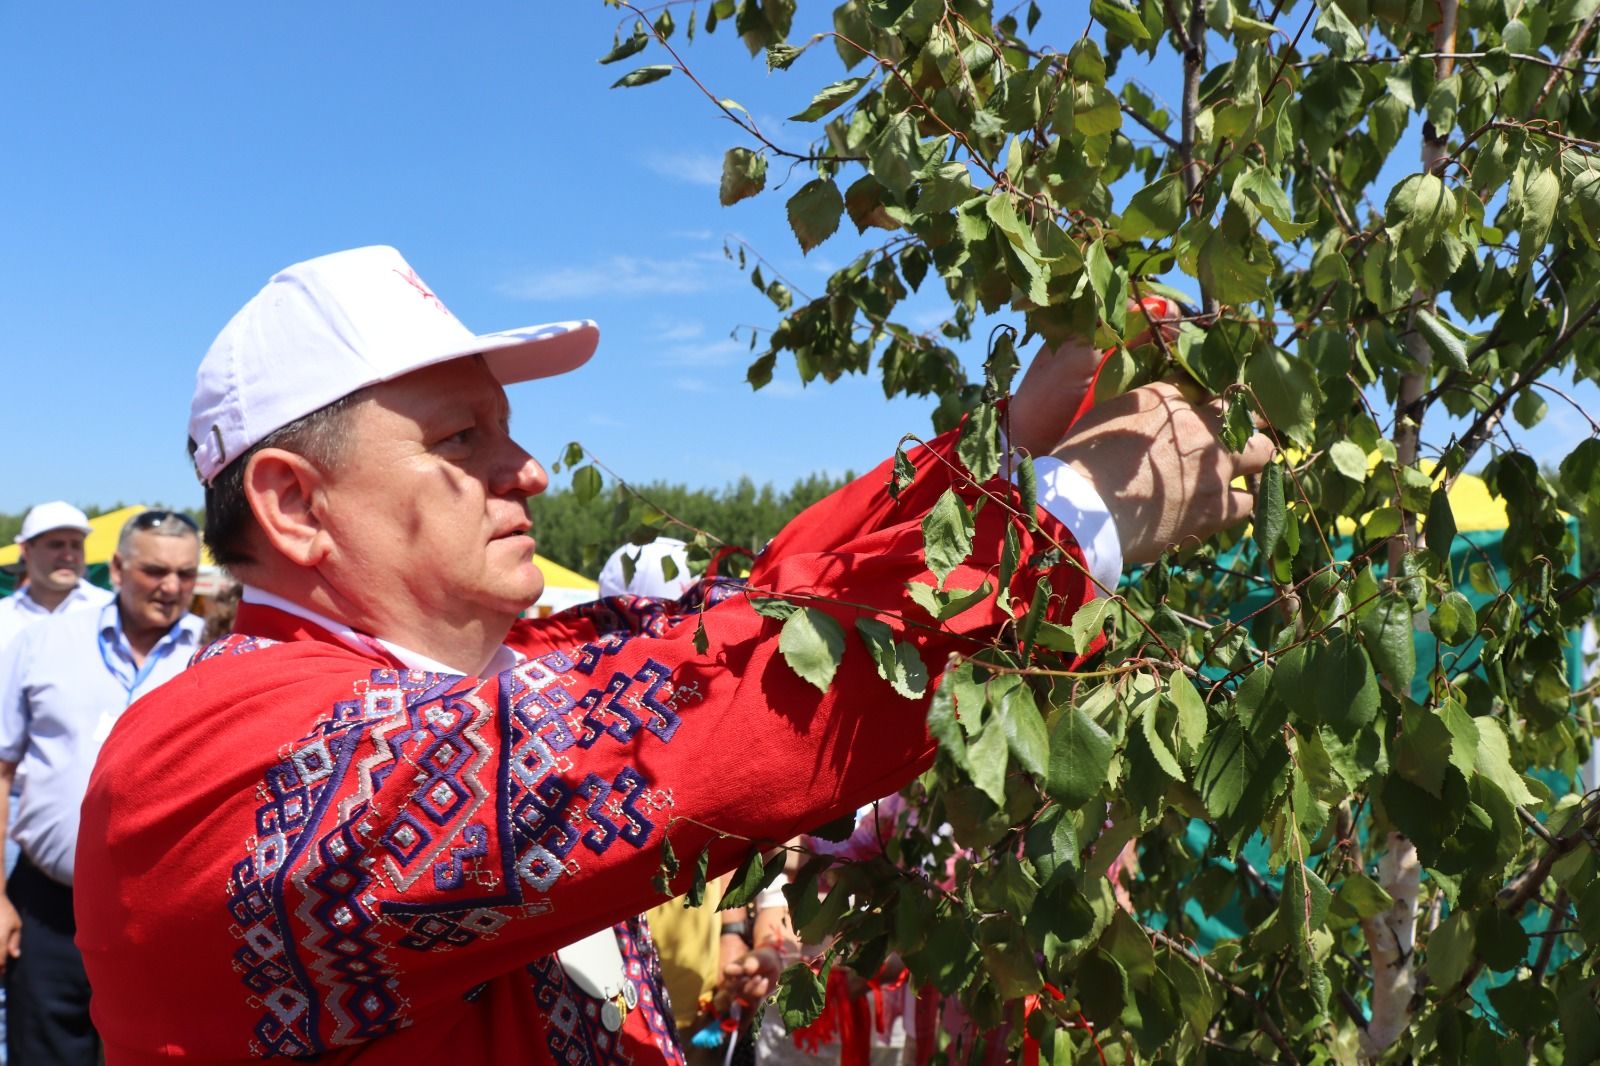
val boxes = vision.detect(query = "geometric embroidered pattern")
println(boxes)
[214,610,694,1059]
[524,916,685,1066]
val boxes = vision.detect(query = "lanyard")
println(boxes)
[97,627,167,707]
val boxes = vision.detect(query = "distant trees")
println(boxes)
[527,471,853,573]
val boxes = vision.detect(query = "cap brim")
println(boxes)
[16,522,93,544]
[389,320,599,387]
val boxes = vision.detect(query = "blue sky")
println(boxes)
[0,3,1590,515]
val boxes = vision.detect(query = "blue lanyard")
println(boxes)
[97,627,166,706]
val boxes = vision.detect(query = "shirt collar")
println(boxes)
[96,598,202,657]
[239,586,518,676]
[16,580,95,615]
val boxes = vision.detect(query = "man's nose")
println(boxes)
[494,441,548,498]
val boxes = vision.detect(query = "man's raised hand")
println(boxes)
[1050,381,1275,566]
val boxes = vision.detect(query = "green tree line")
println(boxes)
[528,471,853,575]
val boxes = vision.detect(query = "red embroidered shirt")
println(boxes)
[75,429,1094,1064]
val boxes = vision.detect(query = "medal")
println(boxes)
[601,995,625,1032]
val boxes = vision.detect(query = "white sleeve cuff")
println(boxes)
[1028,456,1123,597]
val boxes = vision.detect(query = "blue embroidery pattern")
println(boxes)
[211,620,697,1059]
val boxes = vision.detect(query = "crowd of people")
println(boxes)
[0,245,1269,1064]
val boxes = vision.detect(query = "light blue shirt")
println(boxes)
[0,581,114,661]
[0,599,202,884]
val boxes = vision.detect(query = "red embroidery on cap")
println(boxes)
[393,268,451,316]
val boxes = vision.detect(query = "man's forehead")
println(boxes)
[366,355,512,421]
[124,529,200,563]
[28,528,86,545]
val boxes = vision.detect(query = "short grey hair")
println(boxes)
[190,388,369,569]
[116,512,200,558]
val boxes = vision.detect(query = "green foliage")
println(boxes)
[526,470,851,574]
[605,0,1600,1059]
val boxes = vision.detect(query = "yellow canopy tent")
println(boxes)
[0,505,156,570]
[1,505,598,614]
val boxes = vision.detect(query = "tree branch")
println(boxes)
[1150,930,1302,1066]
[1444,297,1600,481]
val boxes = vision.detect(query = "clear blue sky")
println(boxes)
[0,3,1588,515]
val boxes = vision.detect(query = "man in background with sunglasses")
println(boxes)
[0,510,202,1064]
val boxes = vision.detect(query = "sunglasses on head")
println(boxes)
[130,510,200,532]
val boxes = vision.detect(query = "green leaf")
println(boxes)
[778,607,847,693]
[1232,166,1313,239]
[1245,347,1322,443]
[750,596,799,621]
[774,959,831,1028]
[1328,440,1368,482]
[1512,389,1547,429]
[765,42,803,70]
[1432,591,1475,646]
[1312,1,1365,58]
[1280,859,1332,953]
[611,64,674,88]
[787,178,844,253]
[1514,164,1561,272]
[598,31,650,65]
[1412,308,1469,373]
[854,616,929,699]
[1091,0,1151,40]
[790,75,870,121]
[1472,717,1538,807]
[572,464,603,504]
[719,147,768,206]
[719,847,787,911]
[1305,634,1381,737]
[996,681,1048,778]
[1065,597,1117,650]
[922,489,974,585]
[905,578,992,621]
[1359,593,1416,694]
[1427,910,1475,990]
[1046,701,1114,808]
[1222,391,1255,453]
[1425,487,1457,561]
[685,843,711,906]
[1139,688,1184,781]
[1119,172,1185,241]
[867,112,919,195]
[1166,672,1208,768]
[653,833,679,897]
[1332,872,1395,922]
[968,713,1011,807]
[1253,462,1286,559]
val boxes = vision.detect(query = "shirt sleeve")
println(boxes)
[0,629,34,764]
[204,425,1108,1031]
[1032,456,1123,596]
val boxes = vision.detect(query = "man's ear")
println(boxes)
[244,449,332,568]
[109,551,124,590]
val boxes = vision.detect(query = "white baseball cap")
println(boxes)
[598,538,695,599]
[16,501,93,544]
[188,245,599,484]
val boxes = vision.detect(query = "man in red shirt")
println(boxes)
[75,246,1268,1064]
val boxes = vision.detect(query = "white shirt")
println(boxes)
[0,581,114,660]
[0,600,203,884]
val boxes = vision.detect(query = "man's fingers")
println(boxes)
[1235,432,1276,475]
[1223,488,1256,527]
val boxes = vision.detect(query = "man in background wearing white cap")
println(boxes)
[0,511,202,1064]
[76,246,1270,1065]
[0,503,113,660]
